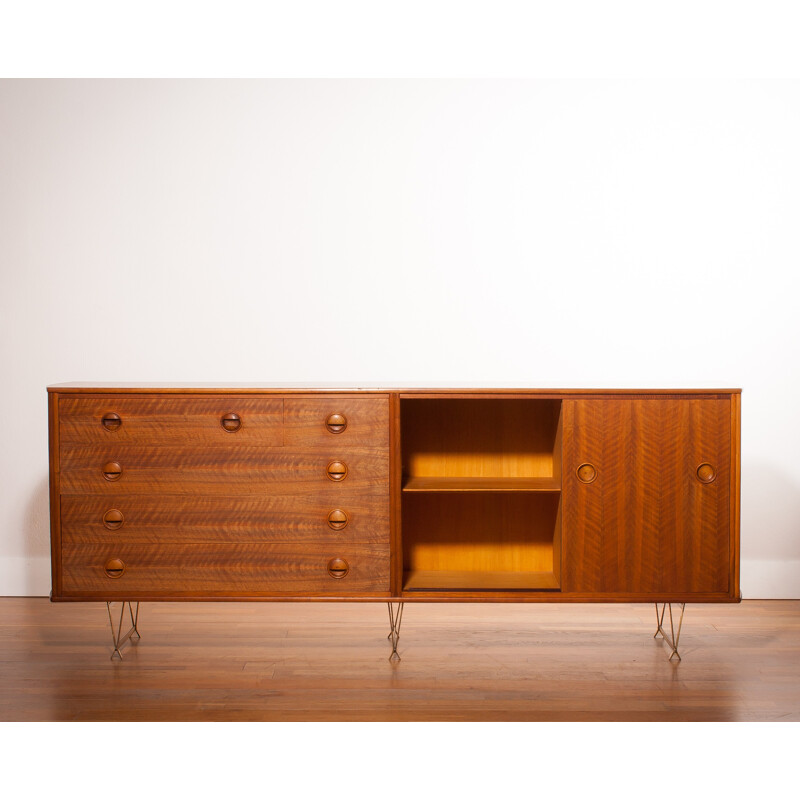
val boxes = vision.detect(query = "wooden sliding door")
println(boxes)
[562,397,732,595]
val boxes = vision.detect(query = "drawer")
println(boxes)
[284,397,389,448]
[61,542,390,595]
[59,396,284,447]
[61,493,389,545]
[59,445,389,494]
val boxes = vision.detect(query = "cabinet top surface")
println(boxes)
[47,383,742,395]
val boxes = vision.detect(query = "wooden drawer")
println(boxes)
[61,542,390,595]
[61,493,389,545]
[59,446,389,494]
[59,396,284,447]
[284,397,389,448]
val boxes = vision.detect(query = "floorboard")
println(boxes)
[1,598,798,721]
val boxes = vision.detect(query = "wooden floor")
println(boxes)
[1,598,798,721]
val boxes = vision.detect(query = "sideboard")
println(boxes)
[47,385,741,660]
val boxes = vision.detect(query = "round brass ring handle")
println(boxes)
[696,463,716,483]
[102,508,124,530]
[327,558,349,579]
[102,462,123,481]
[221,413,242,432]
[104,558,125,579]
[327,509,349,530]
[576,463,597,484]
[325,413,348,434]
[101,412,122,431]
[326,461,348,481]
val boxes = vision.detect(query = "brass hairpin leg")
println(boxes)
[654,602,685,661]
[106,601,141,660]
[387,602,404,661]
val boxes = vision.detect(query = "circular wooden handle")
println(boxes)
[101,412,122,431]
[325,413,347,434]
[327,558,349,579]
[104,558,125,578]
[696,463,716,483]
[220,413,242,432]
[102,509,124,530]
[326,461,348,481]
[102,462,123,481]
[576,463,597,484]
[327,509,349,530]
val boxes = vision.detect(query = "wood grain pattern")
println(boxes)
[402,476,561,492]
[390,393,403,597]
[403,569,559,591]
[59,396,284,446]
[401,398,561,479]
[62,542,389,595]
[562,399,605,592]
[61,494,389,545]
[402,493,560,578]
[59,446,389,495]
[562,398,731,595]
[48,387,739,604]
[48,393,62,597]
[732,392,742,598]
[284,397,389,448]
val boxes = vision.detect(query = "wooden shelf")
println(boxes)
[402,476,561,492]
[403,569,560,592]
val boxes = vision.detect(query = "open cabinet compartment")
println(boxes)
[400,398,563,592]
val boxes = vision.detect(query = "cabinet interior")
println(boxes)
[401,398,563,592]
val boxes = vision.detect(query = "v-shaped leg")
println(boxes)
[387,602,404,661]
[654,602,685,661]
[107,601,141,660]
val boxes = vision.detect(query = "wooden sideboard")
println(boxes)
[47,385,741,658]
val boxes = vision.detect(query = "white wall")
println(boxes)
[1,79,798,597]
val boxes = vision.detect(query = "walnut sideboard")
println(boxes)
[47,385,741,660]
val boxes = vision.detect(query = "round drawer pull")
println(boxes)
[221,413,242,432]
[102,508,125,530]
[327,558,349,579]
[576,463,597,484]
[101,412,122,431]
[326,461,348,481]
[696,463,716,483]
[102,461,123,481]
[104,558,126,579]
[325,413,348,434]
[327,509,349,530]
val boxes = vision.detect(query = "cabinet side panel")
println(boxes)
[390,393,403,596]
[48,392,61,598]
[562,400,605,592]
[732,392,741,598]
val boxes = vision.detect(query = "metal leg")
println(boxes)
[387,602,404,662]
[653,602,685,661]
[106,601,140,660]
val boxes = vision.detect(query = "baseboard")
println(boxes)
[1,555,798,599]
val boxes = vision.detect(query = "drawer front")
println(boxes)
[61,493,389,545]
[61,542,389,594]
[284,397,389,448]
[59,396,284,447]
[59,446,389,495]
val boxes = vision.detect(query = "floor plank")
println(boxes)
[0,598,798,721]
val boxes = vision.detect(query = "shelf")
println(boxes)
[402,476,561,492]
[403,569,560,592]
